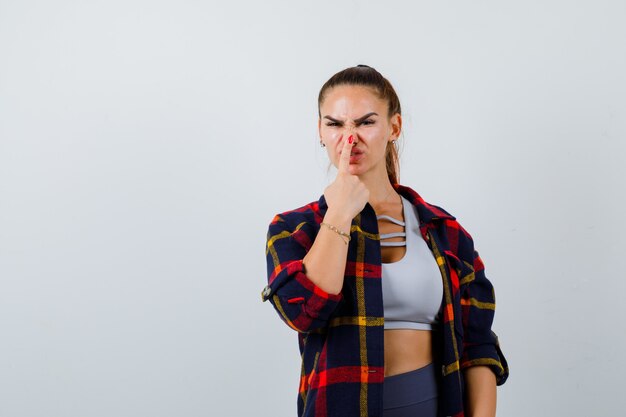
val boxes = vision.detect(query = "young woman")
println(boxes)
[262,65,509,417]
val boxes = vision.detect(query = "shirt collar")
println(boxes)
[316,182,455,226]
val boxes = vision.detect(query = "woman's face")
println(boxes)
[318,84,401,176]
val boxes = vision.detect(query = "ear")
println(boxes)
[390,113,402,139]
[317,118,322,138]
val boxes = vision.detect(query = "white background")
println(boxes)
[1,1,625,416]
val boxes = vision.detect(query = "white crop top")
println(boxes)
[378,195,444,331]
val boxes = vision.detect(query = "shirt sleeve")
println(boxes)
[458,233,510,386]
[261,214,344,333]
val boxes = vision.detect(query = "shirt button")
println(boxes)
[262,285,272,300]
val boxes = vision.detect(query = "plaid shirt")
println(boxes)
[262,183,509,417]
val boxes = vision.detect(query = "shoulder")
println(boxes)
[424,201,492,278]
[399,183,486,271]
[418,196,475,259]
[441,215,476,259]
[266,196,326,250]
[270,196,324,227]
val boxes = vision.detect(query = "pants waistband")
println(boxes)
[383,362,439,409]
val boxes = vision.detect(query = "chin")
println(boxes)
[348,165,366,174]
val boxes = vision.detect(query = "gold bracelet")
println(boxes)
[320,222,351,245]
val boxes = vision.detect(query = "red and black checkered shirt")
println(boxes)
[262,183,509,417]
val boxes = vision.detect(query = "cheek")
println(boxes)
[323,129,343,143]
[359,129,380,140]
[359,129,385,149]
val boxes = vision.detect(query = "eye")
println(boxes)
[325,122,340,127]
[360,120,375,125]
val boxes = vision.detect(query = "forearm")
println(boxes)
[463,365,497,417]
[301,209,352,295]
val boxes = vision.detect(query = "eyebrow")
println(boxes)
[323,112,378,124]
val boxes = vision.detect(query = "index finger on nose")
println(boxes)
[338,134,354,174]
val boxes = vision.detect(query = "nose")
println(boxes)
[341,126,358,142]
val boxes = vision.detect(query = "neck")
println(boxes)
[359,165,400,208]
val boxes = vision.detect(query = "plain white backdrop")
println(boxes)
[1,1,625,416]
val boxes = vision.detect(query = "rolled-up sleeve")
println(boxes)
[459,242,509,386]
[261,214,344,333]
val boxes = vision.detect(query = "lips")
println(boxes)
[348,148,363,156]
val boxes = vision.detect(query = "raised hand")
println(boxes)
[323,134,370,221]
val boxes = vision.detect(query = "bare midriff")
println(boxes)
[384,329,433,377]
[378,197,435,378]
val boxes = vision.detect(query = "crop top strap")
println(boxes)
[376,210,407,247]
[376,214,405,226]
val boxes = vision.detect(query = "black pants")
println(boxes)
[382,362,439,417]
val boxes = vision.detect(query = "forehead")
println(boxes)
[321,85,386,117]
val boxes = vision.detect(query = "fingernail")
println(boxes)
[348,135,353,144]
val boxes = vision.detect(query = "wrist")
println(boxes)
[324,209,353,227]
